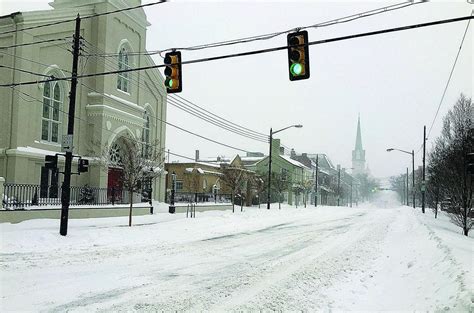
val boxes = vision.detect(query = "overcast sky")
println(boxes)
[1,0,472,178]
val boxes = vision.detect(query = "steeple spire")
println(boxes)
[355,114,363,150]
[352,114,366,175]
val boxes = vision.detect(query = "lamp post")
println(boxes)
[267,124,303,210]
[387,148,415,209]
[169,171,176,214]
[314,154,319,207]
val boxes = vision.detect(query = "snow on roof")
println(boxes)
[280,155,305,168]
[241,156,265,162]
[196,162,221,168]
[202,170,223,176]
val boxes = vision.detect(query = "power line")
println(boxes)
[167,97,269,143]
[1,54,255,155]
[173,94,269,138]
[81,40,270,142]
[4,81,196,163]
[159,0,420,54]
[414,10,472,156]
[0,37,70,50]
[0,1,168,36]
[0,64,53,78]
[81,0,168,20]
[83,0,421,57]
[426,10,472,139]
[2,15,472,88]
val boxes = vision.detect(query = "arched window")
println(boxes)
[142,111,151,157]
[41,81,62,143]
[117,46,130,92]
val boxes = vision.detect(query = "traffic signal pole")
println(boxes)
[60,15,81,236]
[267,129,273,210]
[412,149,415,208]
[422,125,426,214]
[314,154,318,207]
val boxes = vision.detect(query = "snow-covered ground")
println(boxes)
[0,191,472,312]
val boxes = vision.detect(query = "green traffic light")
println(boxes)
[290,63,303,76]
[168,79,173,88]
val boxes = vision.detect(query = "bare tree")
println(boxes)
[184,169,201,202]
[301,178,314,208]
[250,174,266,208]
[389,174,407,205]
[271,172,291,209]
[427,94,472,235]
[99,137,164,226]
[221,167,246,213]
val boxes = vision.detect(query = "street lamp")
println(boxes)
[169,171,176,214]
[387,148,415,208]
[267,124,303,210]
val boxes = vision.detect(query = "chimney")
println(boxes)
[279,146,285,155]
[290,149,296,157]
[195,150,199,162]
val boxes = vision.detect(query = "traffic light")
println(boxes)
[287,30,310,81]
[78,159,89,173]
[45,155,57,169]
[467,153,474,174]
[164,51,182,93]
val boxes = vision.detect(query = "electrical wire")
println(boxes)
[81,40,270,142]
[426,10,472,139]
[0,1,168,36]
[414,9,472,155]
[0,64,54,78]
[3,80,196,163]
[1,53,255,155]
[3,14,472,88]
[82,0,421,57]
[0,37,71,50]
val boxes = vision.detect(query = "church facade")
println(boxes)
[0,0,167,201]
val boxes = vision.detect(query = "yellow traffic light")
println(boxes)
[164,51,182,93]
[287,31,310,81]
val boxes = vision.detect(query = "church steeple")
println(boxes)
[352,114,366,175]
[355,114,363,150]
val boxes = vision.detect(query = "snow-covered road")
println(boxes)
[1,198,472,311]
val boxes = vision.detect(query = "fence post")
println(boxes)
[0,177,4,209]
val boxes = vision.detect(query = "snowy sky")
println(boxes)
[1,0,472,178]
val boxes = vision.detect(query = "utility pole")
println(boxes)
[60,15,81,236]
[350,178,353,208]
[337,166,341,206]
[267,129,273,210]
[406,167,409,206]
[412,149,415,208]
[314,154,318,207]
[422,125,426,213]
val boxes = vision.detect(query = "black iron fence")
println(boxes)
[2,183,134,210]
[166,192,232,204]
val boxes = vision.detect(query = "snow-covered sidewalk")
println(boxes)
[0,202,472,311]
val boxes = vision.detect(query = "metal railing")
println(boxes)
[166,192,232,204]
[2,183,132,210]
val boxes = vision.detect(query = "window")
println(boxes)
[41,81,62,143]
[142,111,150,157]
[109,143,123,167]
[117,46,130,92]
[281,168,289,181]
[175,180,183,191]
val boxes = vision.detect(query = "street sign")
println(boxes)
[61,135,73,152]
[421,181,426,192]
